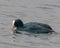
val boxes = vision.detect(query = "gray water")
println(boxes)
[0,0,60,48]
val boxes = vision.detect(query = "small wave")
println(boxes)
[45,4,60,8]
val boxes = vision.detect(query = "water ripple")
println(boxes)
[36,6,53,10]
[45,4,60,8]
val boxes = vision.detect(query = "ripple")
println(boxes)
[0,41,28,47]
[45,4,60,8]
[36,6,53,10]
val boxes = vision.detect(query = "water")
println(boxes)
[0,0,60,48]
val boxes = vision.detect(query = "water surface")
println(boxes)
[0,0,60,48]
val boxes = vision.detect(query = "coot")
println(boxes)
[11,19,54,34]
